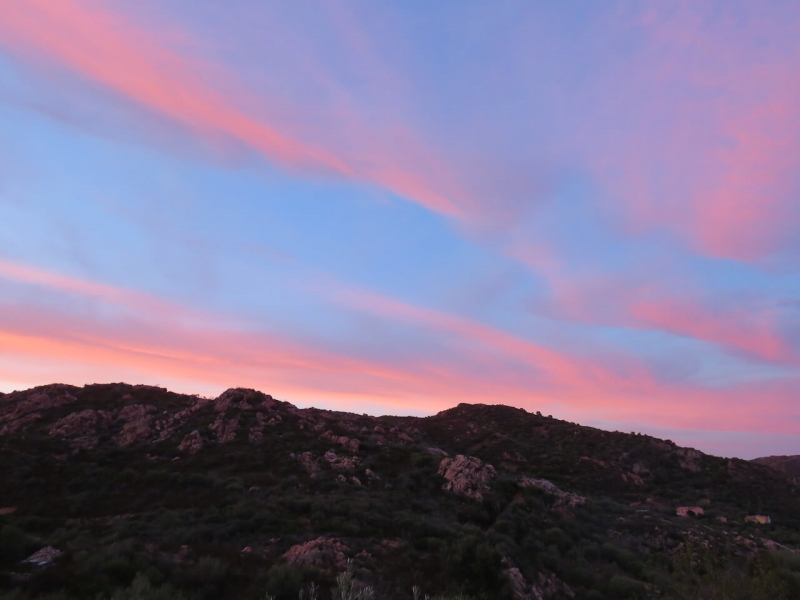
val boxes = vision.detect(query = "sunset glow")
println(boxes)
[1,0,799,458]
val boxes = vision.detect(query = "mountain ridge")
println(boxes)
[1,383,799,599]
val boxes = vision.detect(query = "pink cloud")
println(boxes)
[0,0,464,217]
[577,3,800,260]
[525,263,795,366]
[0,258,798,434]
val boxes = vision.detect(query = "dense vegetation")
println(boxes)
[0,383,798,599]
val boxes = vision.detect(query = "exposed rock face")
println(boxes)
[324,450,361,471]
[48,409,114,450]
[50,410,97,437]
[283,537,348,570]
[116,405,156,446]
[622,472,645,486]
[505,566,541,600]
[321,430,360,453]
[438,455,496,499]
[677,448,703,472]
[178,430,204,454]
[0,413,43,436]
[248,412,267,443]
[25,547,63,566]
[518,477,585,508]
[215,387,276,412]
[0,386,78,435]
[676,506,704,517]
[295,451,320,475]
[210,413,239,443]
[535,572,575,599]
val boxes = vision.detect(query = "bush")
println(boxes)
[109,573,185,600]
[0,526,30,565]
[607,575,646,599]
[265,564,304,600]
[601,543,643,577]
[441,535,506,597]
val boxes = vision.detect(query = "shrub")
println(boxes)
[441,535,505,596]
[109,573,185,600]
[607,575,646,599]
[0,526,30,565]
[265,564,304,600]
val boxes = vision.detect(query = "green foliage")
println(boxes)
[600,543,643,577]
[0,526,32,565]
[265,564,304,600]
[331,568,375,600]
[440,535,506,597]
[108,573,185,600]
[0,384,799,600]
[607,575,646,599]
[667,544,791,600]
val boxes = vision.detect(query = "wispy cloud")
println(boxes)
[0,0,464,216]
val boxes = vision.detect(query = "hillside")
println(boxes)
[1,383,799,600]
[752,456,800,482]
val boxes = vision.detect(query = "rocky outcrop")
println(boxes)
[48,409,114,450]
[178,430,204,454]
[116,404,156,446]
[0,386,78,435]
[505,566,541,600]
[215,388,276,412]
[25,547,63,566]
[321,430,360,453]
[518,477,585,508]
[0,413,43,436]
[248,412,267,443]
[621,472,645,486]
[438,455,496,499]
[209,413,239,443]
[677,448,702,472]
[283,537,348,570]
[324,450,361,471]
[535,572,575,599]
[295,451,320,476]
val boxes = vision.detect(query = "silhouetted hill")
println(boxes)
[752,455,800,481]
[1,384,799,600]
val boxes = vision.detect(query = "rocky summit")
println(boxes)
[0,383,799,600]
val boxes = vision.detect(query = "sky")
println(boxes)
[0,0,799,459]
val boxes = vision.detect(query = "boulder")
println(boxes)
[324,450,361,471]
[25,546,62,566]
[283,537,348,570]
[116,405,156,447]
[178,430,204,454]
[438,455,496,499]
[209,413,239,443]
